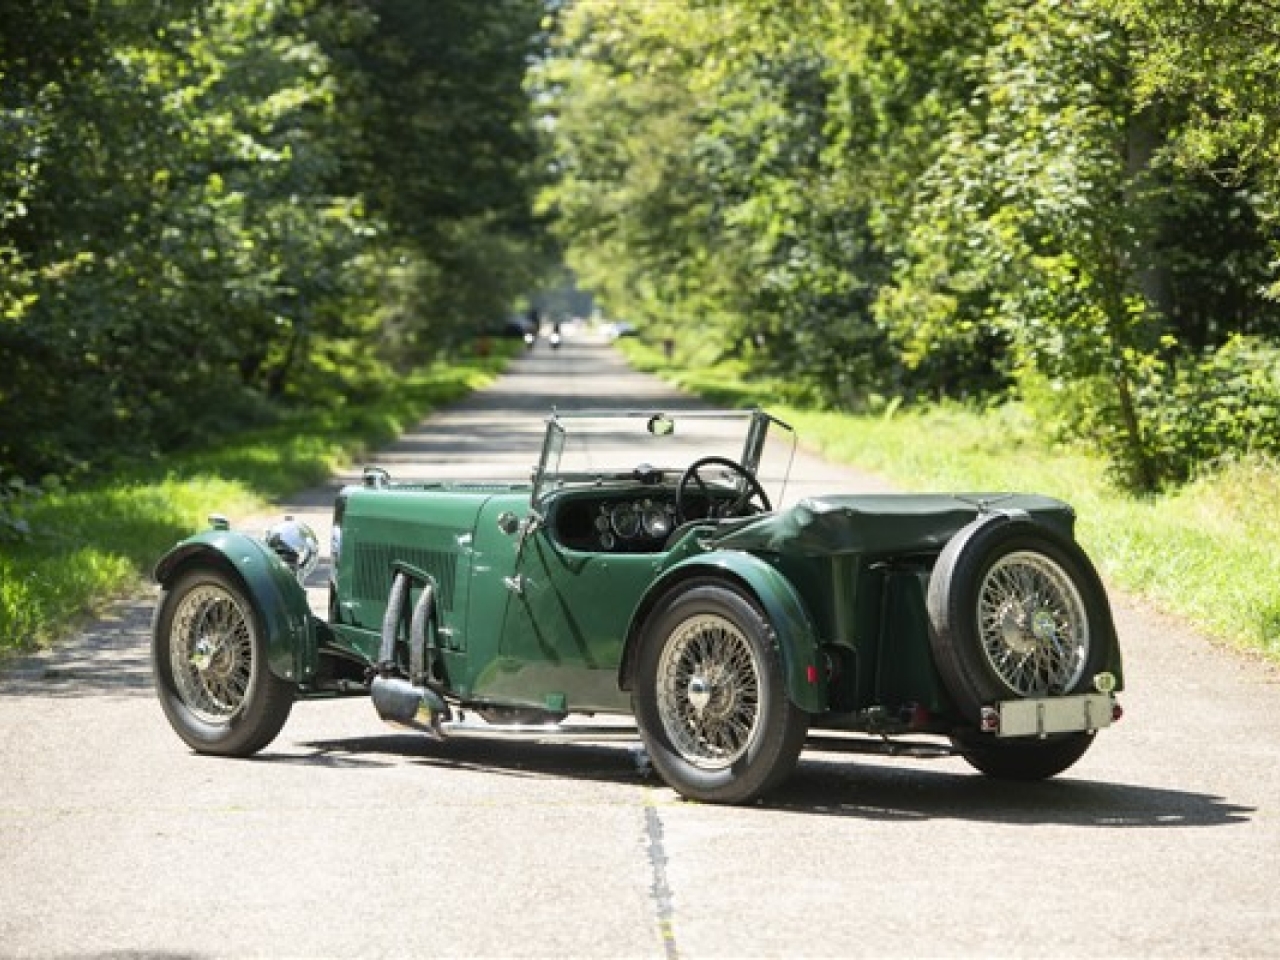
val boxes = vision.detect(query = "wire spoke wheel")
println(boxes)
[153,567,294,757]
[634,581,808,803]
[976,550,1088,697]
[656,613,762,769]
[170,584,255,723]
[928,518,1119,781]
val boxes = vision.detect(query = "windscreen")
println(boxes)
[533,409,795,507]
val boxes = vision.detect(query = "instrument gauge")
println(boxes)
[642,501,673,539]
[610,503,642,539]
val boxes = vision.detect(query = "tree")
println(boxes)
[1,0,552,480]
[336,0,553,363]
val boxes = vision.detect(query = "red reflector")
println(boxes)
[805,664,818,684]
[1112,703,1124,723]
[980,706,1000,733]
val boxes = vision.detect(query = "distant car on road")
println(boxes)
[604,321,638,340]
[151,408,1124,804]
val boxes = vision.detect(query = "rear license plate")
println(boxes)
[997,694,1114,738]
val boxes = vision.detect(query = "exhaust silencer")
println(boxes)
[370,676,448,739]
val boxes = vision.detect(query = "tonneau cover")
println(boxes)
[712,493,1075,557]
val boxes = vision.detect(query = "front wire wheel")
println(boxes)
[634,581,807,804]
[170,583,253,723]
[153,567,294,756]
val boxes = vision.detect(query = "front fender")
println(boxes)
[622,551,826,713]
[154,530,316,684]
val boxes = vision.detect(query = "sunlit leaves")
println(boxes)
[1,0,549,482]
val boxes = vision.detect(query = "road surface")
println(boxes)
[3,334,1278,958]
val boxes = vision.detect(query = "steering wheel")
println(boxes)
[675,456,772,525]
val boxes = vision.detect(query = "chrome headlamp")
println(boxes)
[264,516,321,584]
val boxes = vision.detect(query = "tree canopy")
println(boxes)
[535,0,1280,489]
[1,0,550,482]
[5,0,1278,493]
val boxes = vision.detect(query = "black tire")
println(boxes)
[950,730,1095,780]
[632,580,808,804]
[928,516,1115,780]
[152,566,294,756]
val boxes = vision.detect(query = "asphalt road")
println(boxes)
[3,334,1279,959]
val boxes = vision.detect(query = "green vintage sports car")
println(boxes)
[151,408,1124,803]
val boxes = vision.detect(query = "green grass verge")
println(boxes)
[619,338,1280,662]
[0,346,515,657]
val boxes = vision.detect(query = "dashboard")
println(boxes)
[551,492,679,553]
[591,497,677,551]
[547,482,761,554]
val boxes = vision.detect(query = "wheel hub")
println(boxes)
[999,604,1036,655]
[190,637,215,673]
[687,675,711,712]
[998,604,1060,655]
[1031,608,1058,643]
[190,634,231,678]
[687,668,740,719]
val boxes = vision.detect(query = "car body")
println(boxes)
[152,408,1124,803]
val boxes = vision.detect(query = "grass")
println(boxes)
[619,338,1280,663]
[0,345,516,657]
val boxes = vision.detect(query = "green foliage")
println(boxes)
[336,0,554,358]
[0,475,49,544]
[0,0,550,485]
[1137,336,1280,479]
[1115,1,1280,284]
[536,0,1280,491]
[0,347,513,654]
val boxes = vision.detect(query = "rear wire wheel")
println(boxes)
[153,567,294,756]
[633,580,807,804]
[928,517,1116,780]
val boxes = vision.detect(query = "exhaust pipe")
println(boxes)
[371,675,448,739]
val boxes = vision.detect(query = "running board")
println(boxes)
[439,720,640,744]
[804,733,957,759]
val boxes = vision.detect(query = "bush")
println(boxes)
[1141,336,1280,482]
[0,474,62,544]
[1020,336,1280,490]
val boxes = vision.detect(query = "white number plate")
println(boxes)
[997,694,1115,738]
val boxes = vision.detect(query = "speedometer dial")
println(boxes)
[610,503,642,539]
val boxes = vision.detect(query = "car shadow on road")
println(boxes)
[292,731,656,783]
[289,732,1250,829]
[765,753,1253,828]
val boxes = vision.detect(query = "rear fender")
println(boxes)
[621,551,826,713]
[153,530,316,684]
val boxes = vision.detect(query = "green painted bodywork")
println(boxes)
[153,530,317,683]
[157,479,1120,726]
[324,481,837,714]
